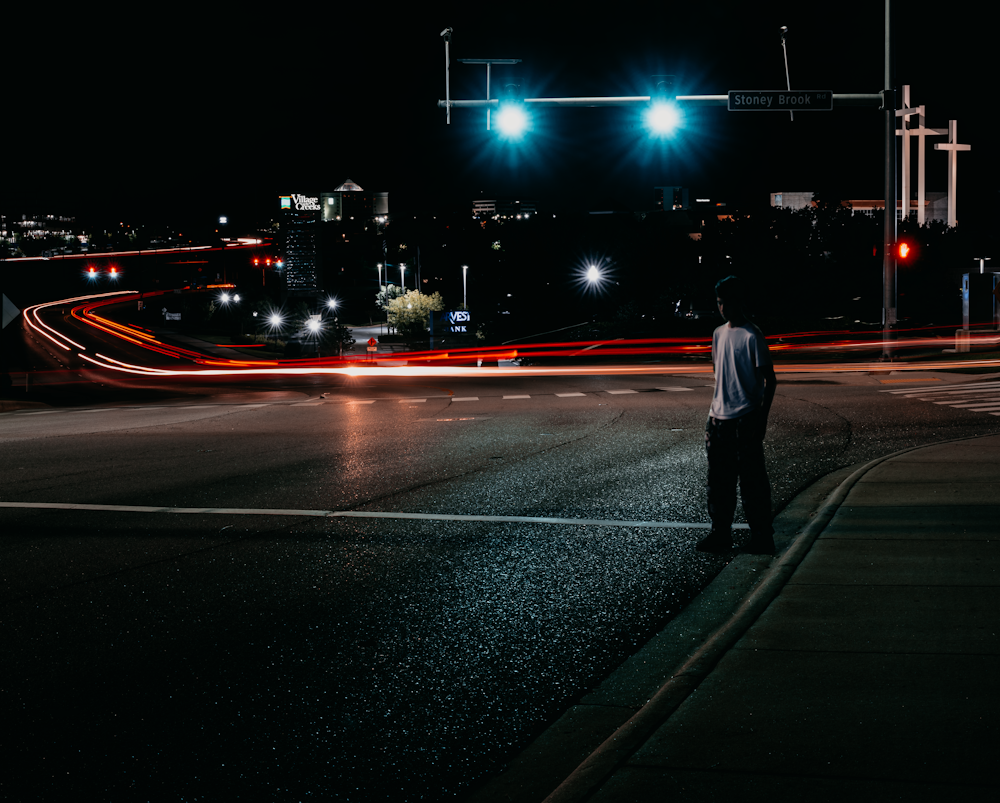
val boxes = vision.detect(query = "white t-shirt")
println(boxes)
[710,321,772,419]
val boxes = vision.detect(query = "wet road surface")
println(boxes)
[2,371,998,800]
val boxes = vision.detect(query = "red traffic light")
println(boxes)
[898,242,910,259]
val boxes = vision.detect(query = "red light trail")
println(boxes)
[22,291,1000,380]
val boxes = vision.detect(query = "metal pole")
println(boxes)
[486,63,491,130]
[883,0,897,360]
[780,27,793,121]
[441,28,453,124]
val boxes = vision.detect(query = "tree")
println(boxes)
[386,290,445,340]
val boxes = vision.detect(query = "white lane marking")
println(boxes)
[0,502,331,516]
[329,511,747,529]
[0,501,748,529]
[1,387,706,418]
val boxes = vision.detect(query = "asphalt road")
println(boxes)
[2,370,999,801]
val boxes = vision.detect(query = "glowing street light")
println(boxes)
[575,257,612,297]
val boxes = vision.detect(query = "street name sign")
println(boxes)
[728,90,833,111]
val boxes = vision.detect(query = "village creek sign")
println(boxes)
[728,90,833,111]
[280,194,322,211]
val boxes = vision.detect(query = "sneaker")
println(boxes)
[744,534,775,555]
[696,530,732,553]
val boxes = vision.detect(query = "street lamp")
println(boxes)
[267,312,283,352]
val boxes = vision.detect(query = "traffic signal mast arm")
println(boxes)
[438,93,882,110]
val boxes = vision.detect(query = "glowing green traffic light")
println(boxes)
[646,101,681,135]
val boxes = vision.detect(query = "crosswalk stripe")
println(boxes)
[884,380,1000,417]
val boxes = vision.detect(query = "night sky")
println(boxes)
[5,3,992,230]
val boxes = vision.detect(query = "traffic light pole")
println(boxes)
[882,0,897,361]
[440,3,896,357]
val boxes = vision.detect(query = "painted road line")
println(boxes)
[556,393,586,397]
[503,395,531,399]
[657,387,694,391]
[328,511,747,528]
[451,397,479,402]
[0,502,331,516]
[606,389,638,394]
[0,501,748,529]
[398,398,427,403]
[347,400,376,404]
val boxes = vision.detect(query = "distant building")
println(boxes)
[321,179,388,223]
[655,186,689,211]
[278,180,389,296]
[278,194,321,295]
[1,213,82,254]
[472,198,537,220]
[770,191,949,222]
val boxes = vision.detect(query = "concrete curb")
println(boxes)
[539,435,983,803]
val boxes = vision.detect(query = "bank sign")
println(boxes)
[430,309,472,335]
[279,194,322,211]
[728,90,832,111]
[441,309,471,333]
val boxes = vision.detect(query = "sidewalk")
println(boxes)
[474,434,1000,801]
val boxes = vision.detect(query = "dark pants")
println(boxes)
[705,409,773,536]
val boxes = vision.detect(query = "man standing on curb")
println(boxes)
[697,275,777,555]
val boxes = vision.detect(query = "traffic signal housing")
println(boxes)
[495,81,529,139]
[646,75,680,136]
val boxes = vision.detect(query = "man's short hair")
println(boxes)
[715,275,743,302]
